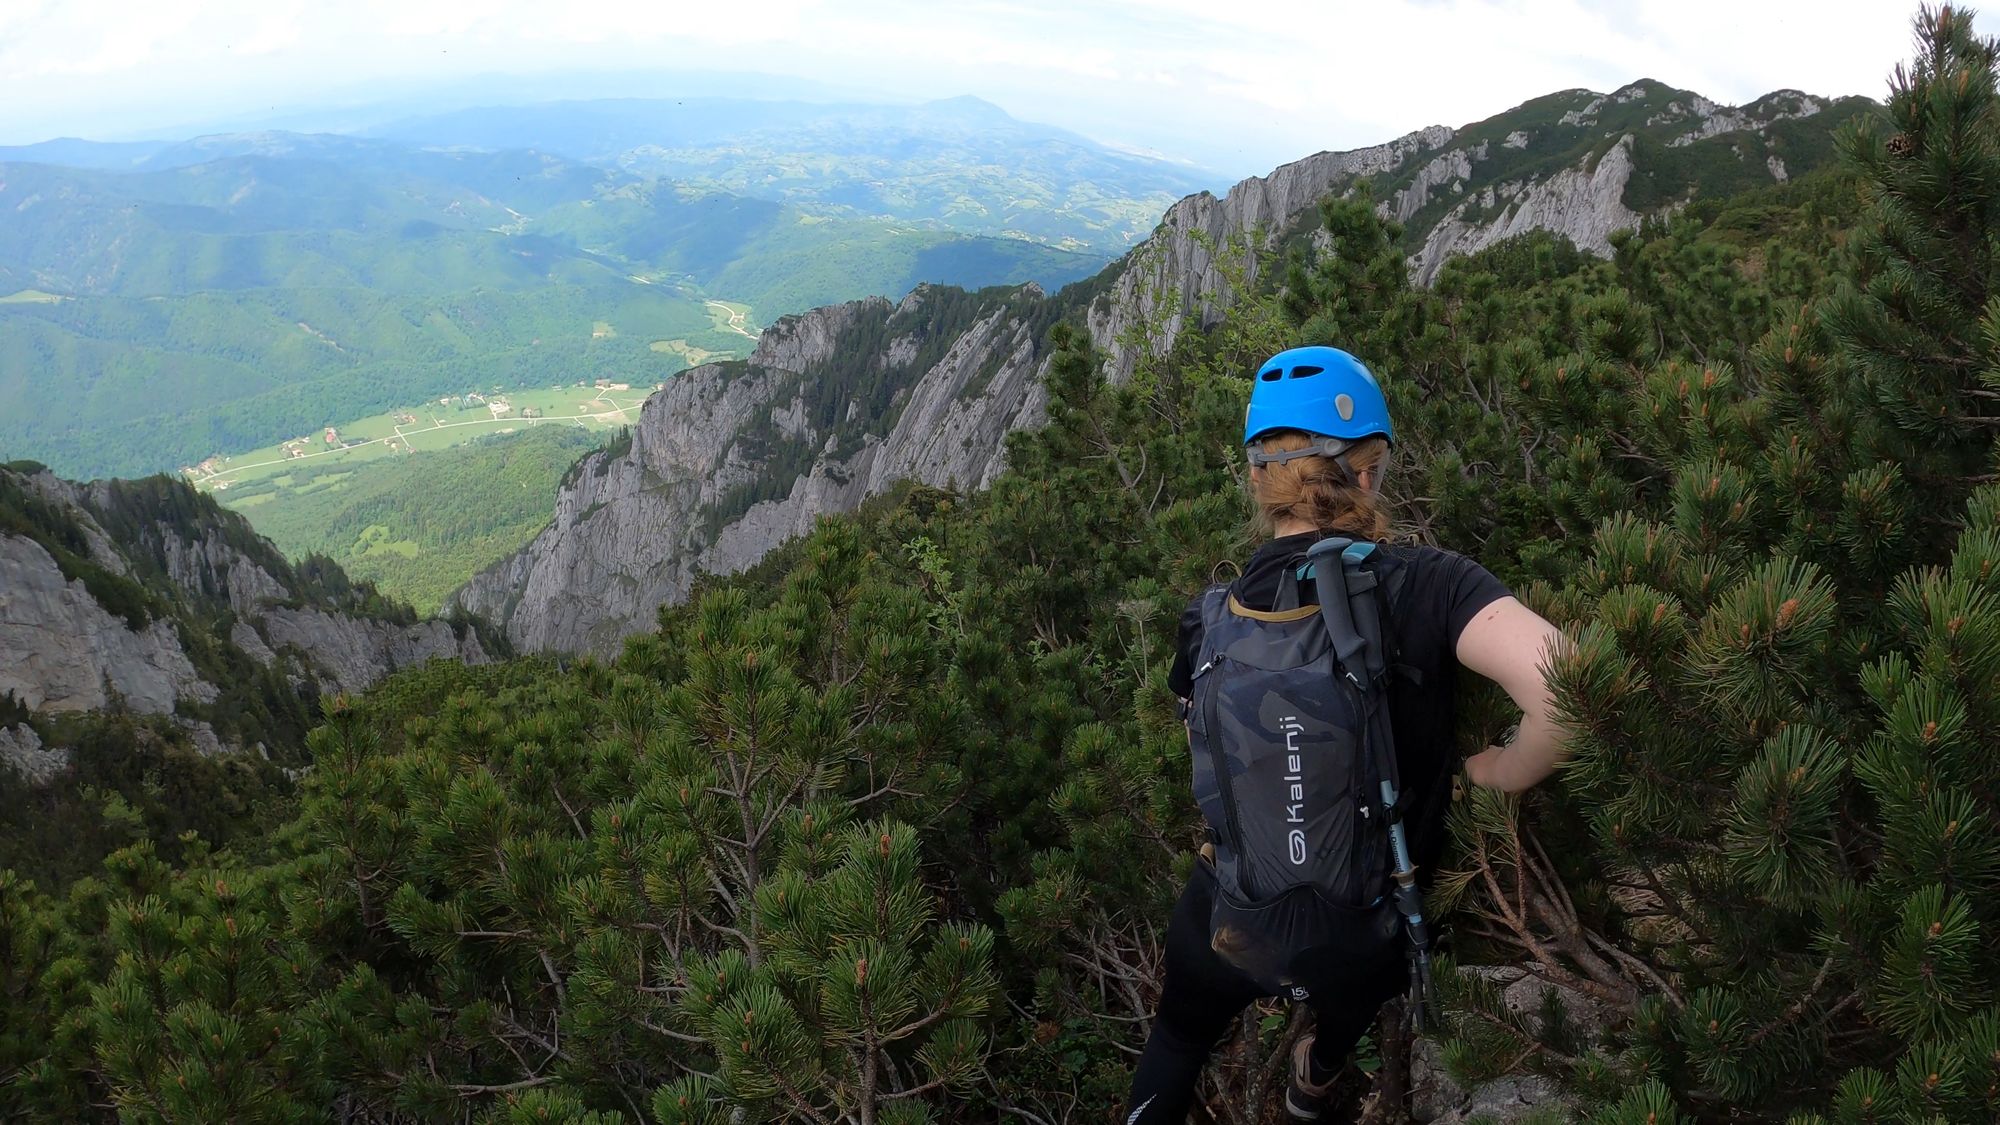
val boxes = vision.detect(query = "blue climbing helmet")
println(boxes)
[1242,346,1393,465]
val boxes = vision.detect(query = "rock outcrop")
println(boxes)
[1410,137,1646,284]
[1399,82,1848,284]
[0,464,488,767]
[0,534,213,714]
[455,285,1056,655]
[457,128,1473,655]
[0,723,66,786]
[1086,126,1456,382]
[1407,963,1607,1123]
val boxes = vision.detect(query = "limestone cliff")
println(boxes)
[456,81,1876,657]
[0,465,489,775]
[1391,83,1858,284]
[454,284,1058,654]
[1409,137,1645,283]
[1085,126,1457,381]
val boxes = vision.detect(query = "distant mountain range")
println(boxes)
[363,95,1218,251]
[2,95,1218,255]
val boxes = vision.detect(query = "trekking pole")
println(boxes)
[1381,776,1440,1033]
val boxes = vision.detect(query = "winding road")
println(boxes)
[706,301,757,339]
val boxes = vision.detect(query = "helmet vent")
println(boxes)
[1259,367,1284,381]
[1288,365,1324,379]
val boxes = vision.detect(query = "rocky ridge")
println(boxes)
[0,465,488,779]
[456,81,1875,657]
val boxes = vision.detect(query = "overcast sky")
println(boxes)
[0,0,1953,175]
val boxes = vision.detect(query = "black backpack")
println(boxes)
[1186,536,1437,1023]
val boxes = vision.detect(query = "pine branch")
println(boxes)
[694,912,755,958]
[451,1076,553,1095]
[539,950,567,1005]
[636,1016,707,1045]
[878,1074,953,1101]
[1583,929,1683,1008]
[1745,953,1834,1046]
[549,777,586,838]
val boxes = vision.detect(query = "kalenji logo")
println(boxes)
[1281,715,1307,865]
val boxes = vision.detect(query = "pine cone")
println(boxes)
[1887,132,1916,158]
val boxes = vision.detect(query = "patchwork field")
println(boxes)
[186,382,654,493]
[184,382,660,610]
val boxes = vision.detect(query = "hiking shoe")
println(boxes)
[1285,1033,1336,1120]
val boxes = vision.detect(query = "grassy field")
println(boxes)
[187,382,655,493]
[705,300,758,338]
[211,423,613,613]
[649,339,729,365]
[178,372,670,612]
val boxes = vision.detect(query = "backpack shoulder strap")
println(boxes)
[1374,553,1423,688]
[1191,583,1230,668]
[1305,537,1404,790]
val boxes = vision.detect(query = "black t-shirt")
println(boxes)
[1166,533,1512,873]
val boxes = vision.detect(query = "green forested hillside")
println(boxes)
[9,12,2000,1124]
[0,140,1108,482]
[219,425,609,613]
[0,280,720,478]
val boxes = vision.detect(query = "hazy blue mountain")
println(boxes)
[114,68,871,142]
[132,133,628,209]
[0,137,170,169]
[369,95,1218,250]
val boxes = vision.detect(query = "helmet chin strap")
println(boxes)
[1244,434,1354,467]
[1246,436,1367,486]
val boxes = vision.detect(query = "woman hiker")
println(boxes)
[1122,345,1572,1122]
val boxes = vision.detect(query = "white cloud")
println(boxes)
[0,0,1953,173]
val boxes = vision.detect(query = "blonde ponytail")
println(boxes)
[1248,432,1393,541]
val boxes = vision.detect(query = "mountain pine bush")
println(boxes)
[8,6,2000,1123]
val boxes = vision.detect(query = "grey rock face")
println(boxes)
[1,465,488,744]
[1388,148,1477,224]
[457,82,1853,658]
[455,294,1056,656]
[1409,1037,1573,1125]
[256,609,487,696]
[158,530,289,616]
[1407,963,1601,1123]
[1410,137,1645,284]
[754,297,892,371]
[0,534,211,714]
[0,724,68,785]
[1560,96,1606,127]
[1085,126,1456,382]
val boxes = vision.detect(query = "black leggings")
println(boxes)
[1122,866,1406,1123]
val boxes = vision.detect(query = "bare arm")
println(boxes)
[1455,596,1569,793]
